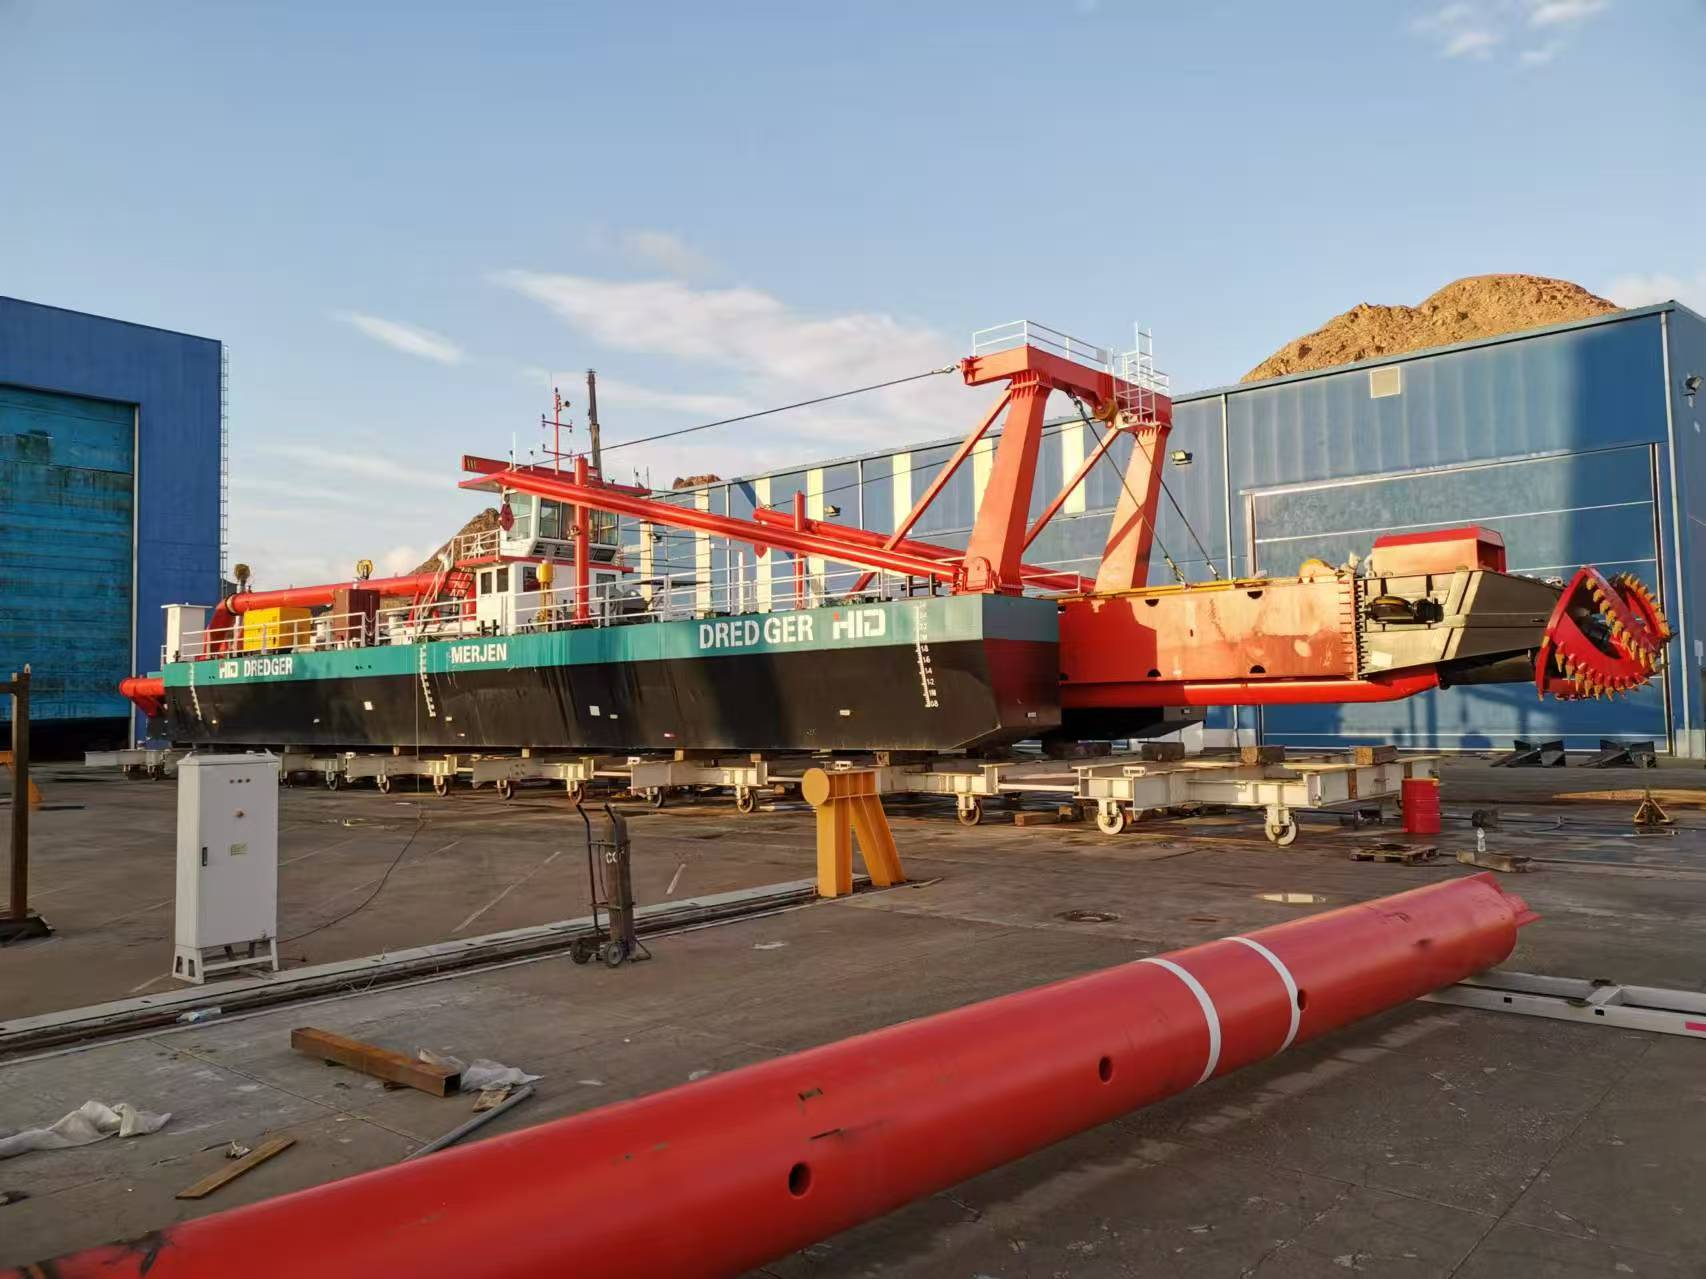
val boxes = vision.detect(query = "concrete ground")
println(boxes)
[2,758,1704,1275]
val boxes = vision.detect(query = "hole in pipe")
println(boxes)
[1097,1055,1114,1083]
[788,1162,812,1197]
[1296,988,1309,1011]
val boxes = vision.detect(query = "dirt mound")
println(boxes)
[672,473,722,490]
[1242,275,1620,383]
[414,507,500,573]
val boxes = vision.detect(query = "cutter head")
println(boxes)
[1535,567,1672,700]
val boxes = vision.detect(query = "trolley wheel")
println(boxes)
[956,798,983,827]
[324,771,341,791]
[279,771,292,787]
[646,787,667,809]
[570,938,595,965]
[376,773,391,795]
[604,939,628,968]
[147,763,164,781]
[1265,819,1299,847]
[734,787,756,815]
[495,778,514,802]
[432,775,449,797]
[565,781,586,804]
[1096,805,1128,836]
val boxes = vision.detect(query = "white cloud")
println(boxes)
[1443,26,1501,57]
[1410,4,1502,58]
[1410,0,1610,62]
[1526,0,1607,27]
[593,377,752,418]
[492,270,974,478]
[613,229,717,278]
[256,440,454,490]
[1607,270,1706,315]
[336,311,465,365]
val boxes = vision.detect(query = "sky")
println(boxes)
[2,0,1703,588]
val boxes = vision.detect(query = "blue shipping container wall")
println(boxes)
[669,303,1705,755]
[0,298,222,738]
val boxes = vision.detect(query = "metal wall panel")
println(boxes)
[0,385,134,719]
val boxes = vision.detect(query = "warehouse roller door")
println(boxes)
[0,384,135,730]
[1247,447,1667,750]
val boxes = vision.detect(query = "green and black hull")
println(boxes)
[153,595,1068,755]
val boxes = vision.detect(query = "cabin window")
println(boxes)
[538,500,566,540]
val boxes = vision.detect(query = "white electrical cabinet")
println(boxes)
[173,752,281,983]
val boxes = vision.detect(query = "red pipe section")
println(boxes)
[14,875,1534,1279]
[118,675,164,717]
[1063,671,1441,708]
[750,506,1092,594]
[470,468,959,584]
[227,571,447,613]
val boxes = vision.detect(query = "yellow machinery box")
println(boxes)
[242,606,313,651]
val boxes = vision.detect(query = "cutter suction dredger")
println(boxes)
[124,324,1670,753]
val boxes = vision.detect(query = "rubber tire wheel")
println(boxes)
[1096,806,1128,836]
[1265,820,1299,847]
[148,764,164,781]
[734,788,756,815]
[565,782,586,804]
[956,799,983,827]
[570,938,594,965]
[604,939,628,968]
[324,772,341,791]
[496,779,513,802]
[433,776,449,797]
[646,787,667,809]
[376,774,391,795]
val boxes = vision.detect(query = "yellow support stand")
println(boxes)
[801,767,905,898]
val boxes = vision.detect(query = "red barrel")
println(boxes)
[1402,776,1442,835]
[16,876,1535,1279]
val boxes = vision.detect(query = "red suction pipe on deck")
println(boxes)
[14,875,1535,1279]
[226,571,447,613]
[199,571,453,656]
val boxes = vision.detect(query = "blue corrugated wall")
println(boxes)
[690,302,1701,754]
[0,386,134,720]
[0,297,222,737]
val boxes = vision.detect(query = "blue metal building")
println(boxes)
[646,301,1706,756]
[0,297,224,752]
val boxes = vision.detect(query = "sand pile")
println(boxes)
[1242,274,1619,383]
[414,507,501,573]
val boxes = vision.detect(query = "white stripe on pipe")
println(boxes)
[1230,935,1302,1052]
[1140,957,1221,1085]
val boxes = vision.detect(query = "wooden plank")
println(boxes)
[1239,746,1287,765]
[291,1026,460,1096]
[1354,745,1398,766]
[1011,810,1060,827]
[176,1135,296,1200]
